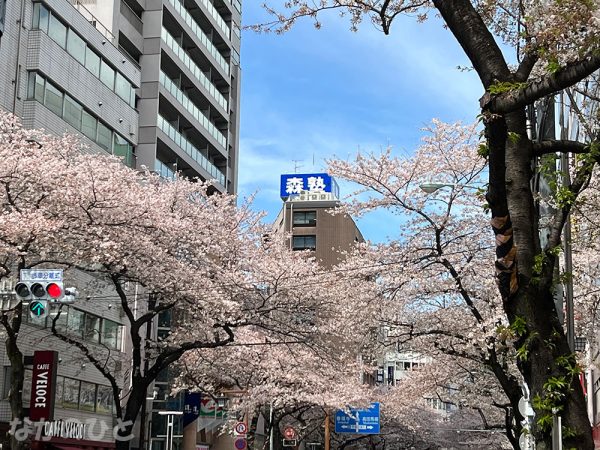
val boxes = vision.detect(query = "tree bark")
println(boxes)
[487,110,594,448]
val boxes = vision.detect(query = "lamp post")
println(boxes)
[419,182,479,193]
[158,411,183,450]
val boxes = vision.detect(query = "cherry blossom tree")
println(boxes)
[318,120,524,448]
[258,0,600,446]
[0,112,364,450]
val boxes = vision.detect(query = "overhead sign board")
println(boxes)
[280,173,339,199]
[29,350,59,421]
[20,269,63,282]
[335,403,380,435]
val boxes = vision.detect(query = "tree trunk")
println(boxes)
[488,110,594,449]
[115,379,147,450]
[6,316,26,450]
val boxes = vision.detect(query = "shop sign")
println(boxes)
[29,351,58,421]
[44,419,86,439]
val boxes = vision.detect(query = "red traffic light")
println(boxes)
[46,283,62,299]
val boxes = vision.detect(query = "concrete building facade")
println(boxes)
[0,0,242,447]
[0,0,141,447]
[83,0,242,193]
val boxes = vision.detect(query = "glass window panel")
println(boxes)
[79,382,96,412]
[63,95,82,130]
[293,211,317,226]
[27,72,35,99]
[84,314,101,343]
[32,3,40,30]
[48,13,67,47]
[55,376,64,408]
[66,29,86,65]
[292,235,316,250]
[81,110,97,141]
[22,370,32,403]
[85,47,101,77]
[100,60,115,89]
[96,122,112,150]
[102,319,121,350]
[63,378,80,409]
[43,81,63,117]
[2,367,11,399]
[34,73,45,103]
[67,308,84,337]
[96,385,113,414]
[35,3,49,33]
[115,72,131,103]
[53,306,68,332]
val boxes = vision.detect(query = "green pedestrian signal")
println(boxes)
[29,300,48,319]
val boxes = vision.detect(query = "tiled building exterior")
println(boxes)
[0,0,241,447]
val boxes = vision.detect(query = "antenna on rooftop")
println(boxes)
[292,159,303,173]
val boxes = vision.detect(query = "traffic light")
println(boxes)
[29,300,48,319]
[14,282,31,301]
[30,281,64,301]
[15,281,64,302]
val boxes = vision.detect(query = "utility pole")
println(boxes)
[324,413,330,450]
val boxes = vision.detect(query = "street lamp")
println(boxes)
[419,182,479,193]
[158,411,183,450]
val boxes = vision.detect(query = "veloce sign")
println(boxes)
[29,350,58,421]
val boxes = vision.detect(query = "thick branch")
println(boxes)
[432,0,510,87]
[490,54,600,113]
[533,140,590,156]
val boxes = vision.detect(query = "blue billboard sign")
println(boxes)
[335,402,380,434]
[183,391,201,427]
[280,173,339,199]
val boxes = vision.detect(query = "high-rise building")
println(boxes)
[0,0,242,447]
[0,0,141,448]
[84,0,242,193]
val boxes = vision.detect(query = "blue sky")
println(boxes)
[237,4,483,242]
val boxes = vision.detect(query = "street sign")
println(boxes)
[282,439,297,447]
[29,300,48,319]
[234,438,246,450]
[234,422,247,435]
[335,403,380,434]
[20,269,63,282]
[29,351,59,421]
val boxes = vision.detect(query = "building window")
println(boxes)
[63,377,80,409]
[67,308,85,337]
[85,47,101,77]
[32,2,135,107]
[84,314,101,343]
[48,13,67,47]
[102,319,122,350]
[63,94,82,130]
[79,382,96,412]
[293,211,316,226]
[0,0,6,36]
[96,385,114,414]
[100,60,115,90]
[96,121,112,150]
[66,29,86,65]
[55,375,64,408]
[81,110,97,141]
[44,81,63,117]
[292,235,316,251]
[115,72,131,103]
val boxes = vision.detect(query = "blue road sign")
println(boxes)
[335,403,380,434]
